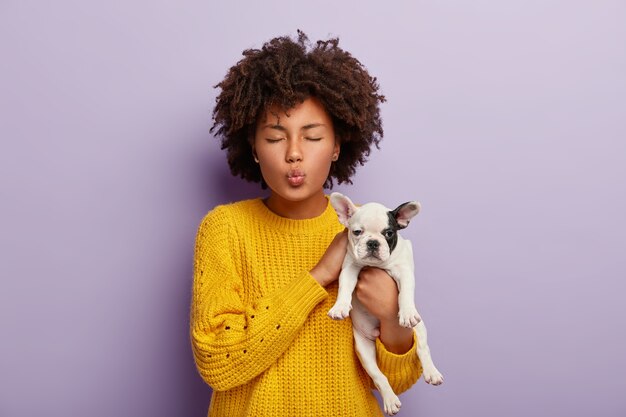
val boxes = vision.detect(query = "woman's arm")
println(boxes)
[190,207,329,391]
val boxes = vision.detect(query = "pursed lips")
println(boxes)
[287,169,305,186]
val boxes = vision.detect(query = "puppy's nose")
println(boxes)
[366,240,380,251]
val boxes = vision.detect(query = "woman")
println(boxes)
[190,30,422,417]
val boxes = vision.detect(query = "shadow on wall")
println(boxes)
[211,157,266,205]
[179,254,212,416]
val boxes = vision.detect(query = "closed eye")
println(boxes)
[265,138,284,143]
[305,137,322,141]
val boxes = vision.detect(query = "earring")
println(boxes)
[253,154,259,163]
[332,154,338,161]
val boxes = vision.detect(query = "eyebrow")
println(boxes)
[264,123,325,131]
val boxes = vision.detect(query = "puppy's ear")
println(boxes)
[391,201,421,229]
[330,192,358,227]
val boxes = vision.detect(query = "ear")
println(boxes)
[330,192,357,227]
[250,140,258,162]
[391,201,421,229]
[332,140,340,159]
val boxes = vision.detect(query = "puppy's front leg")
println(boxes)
[328,262,361,320]
[392,267,421,328]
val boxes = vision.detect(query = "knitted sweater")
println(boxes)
[190,196,423,417]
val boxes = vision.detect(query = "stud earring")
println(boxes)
[331,154,338,161]
[253,154,259,163]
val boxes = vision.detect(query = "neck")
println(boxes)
[264,192,328,220]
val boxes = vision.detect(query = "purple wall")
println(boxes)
[1,1,625,416]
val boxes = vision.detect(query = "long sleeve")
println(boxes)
[375,332,423,394]
[189,207,329,391]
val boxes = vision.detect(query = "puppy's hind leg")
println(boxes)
[414,321,444,385]
[353,329,402,416]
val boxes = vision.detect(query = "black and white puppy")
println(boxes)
[328,192,443,416]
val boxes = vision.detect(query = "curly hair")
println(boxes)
[210,29,386,189]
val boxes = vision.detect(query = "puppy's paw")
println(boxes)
[398,306,421,328]
[381,392,402,415]
[423,366,444,386]
[328,303,352,320]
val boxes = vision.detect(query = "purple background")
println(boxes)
[1,1,625,416]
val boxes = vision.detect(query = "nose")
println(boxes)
[366,240,380,251]
[286,139,302,163]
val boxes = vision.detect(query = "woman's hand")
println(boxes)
[355,267,414,354]
[310,229,348,287]
[355,267,400,322]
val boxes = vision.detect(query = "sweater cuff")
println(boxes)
[376,331,422,384]
[277,271,329,317]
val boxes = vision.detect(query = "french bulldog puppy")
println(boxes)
[328,192,443,416]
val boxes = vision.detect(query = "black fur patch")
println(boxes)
[390,202,413,229]
[385,211,400,253]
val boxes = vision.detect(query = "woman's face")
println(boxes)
[254,96,340,215]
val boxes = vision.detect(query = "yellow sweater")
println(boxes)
[190,196,423,417]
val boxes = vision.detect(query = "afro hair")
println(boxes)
[210,29,386,188]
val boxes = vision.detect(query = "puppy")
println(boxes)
[328,192,443,416]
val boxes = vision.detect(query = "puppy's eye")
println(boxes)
[384,230,394,238]
[352,230,363,236]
